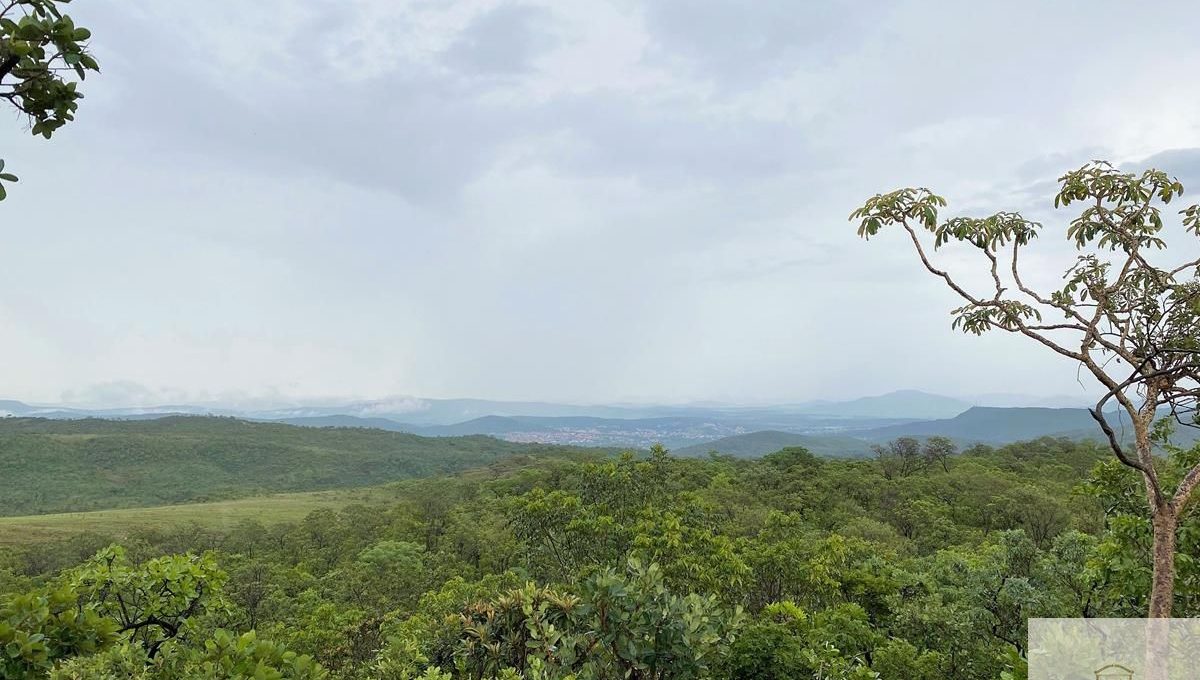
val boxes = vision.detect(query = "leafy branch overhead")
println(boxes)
[852,160,1200,618]
[851,162,1200,428]
[0,0,99,199]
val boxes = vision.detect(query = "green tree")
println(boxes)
[761,446,823,472]
[722,601,877,680]
[66,546,227,658]
[1082,446,1200,616]
[454,559,741,680]
[0,0,99,200]
[922,436,956,474]
[872,438,926,480]
[852,161,1200,618]
[49,631,327,680]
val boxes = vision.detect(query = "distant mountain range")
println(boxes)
[0,390,1118,453]
[0,389,1039,423]
[787,390,972,420]
[678,406,1199,458]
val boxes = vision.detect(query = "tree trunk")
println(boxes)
[1147,508,1177,618]
[1140,509,1177,680]
[1126,417,1177,679]
[1133,419,1175,620]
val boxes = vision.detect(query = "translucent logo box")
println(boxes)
[1029,619,1200,679]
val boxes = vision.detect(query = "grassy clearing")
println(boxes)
[0,485,401,545]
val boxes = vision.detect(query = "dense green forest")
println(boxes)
[0,417,610,516]
[3,436,1196,678]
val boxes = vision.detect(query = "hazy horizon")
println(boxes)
[0,385,1095,413]
[3,1,1199,405]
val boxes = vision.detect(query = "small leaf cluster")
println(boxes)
[0,586,116,678]
[0,0,99,200]
[951,300,1041,336]
[850,188,946,239]
[0,160,16,201]
[1055,161,1186,249]
[0,0,99,137]
[183,629,328,680]
[937,212,1040,249]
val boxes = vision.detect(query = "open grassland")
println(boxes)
[0,485,402,544]
[0,451,602,545]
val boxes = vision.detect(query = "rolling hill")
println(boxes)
[674,430,874,458]
[0,391,1063,452]
[272,414,412,431]
[794,389,971,420]
[0,416,610,516]
[861,406,1103,443]
[273,412,919,448]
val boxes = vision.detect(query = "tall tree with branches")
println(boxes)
[851,160,1200,619]
[0,0,99,199]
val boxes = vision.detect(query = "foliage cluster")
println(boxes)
[2,436,1194,678]
[0,0,100,199]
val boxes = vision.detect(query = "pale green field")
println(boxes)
[0,486,401,545]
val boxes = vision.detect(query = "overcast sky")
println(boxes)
[2,0,1200,407]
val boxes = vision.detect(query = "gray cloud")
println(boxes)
[1126,148,1200,185]
[442,4,556,75]
[1,0,1199,406]
[642,0,870,84]
[542,93,815,184]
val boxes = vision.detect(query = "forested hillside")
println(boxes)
[2,437,1194,678]
[0,417,608,516]
[675,430,872,458]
